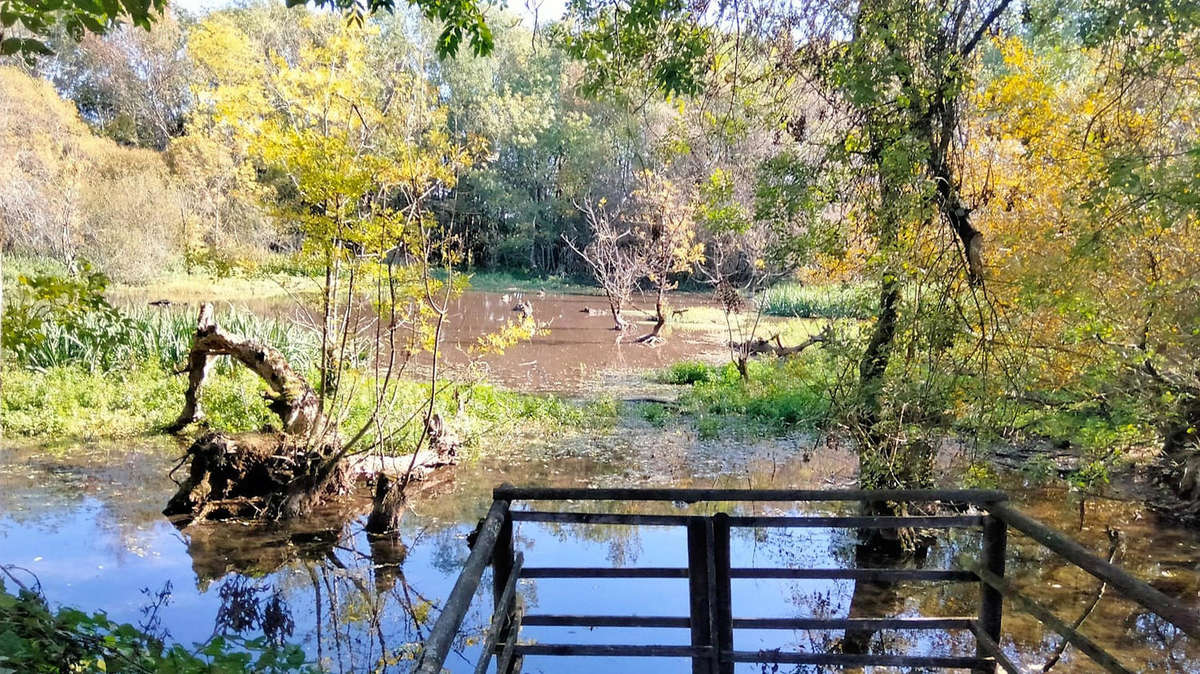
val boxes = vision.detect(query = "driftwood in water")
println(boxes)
[168,303,323,435]
[364,413,460,535]
[165,304,455,527]
[730,327,830,358]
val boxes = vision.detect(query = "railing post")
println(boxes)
[417,499,510,674]
[687,517,714,674]
[976,510,1007,673]
[493,497,515,651]
[712,513,733,674]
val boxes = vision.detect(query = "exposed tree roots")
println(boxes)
[165,432,351,526]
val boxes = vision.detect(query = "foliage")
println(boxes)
[0,0,165,58]
[558,0,710,99]
[0,573,313,672]
[760,282,874,320]
[1,265,132,370]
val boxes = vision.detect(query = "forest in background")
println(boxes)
[1,0,1199,515]
[2,0,1200,669]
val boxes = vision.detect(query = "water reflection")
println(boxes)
[1,438,1198,672]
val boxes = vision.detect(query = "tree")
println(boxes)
[626,170,703,343]
[169,10,484,527]
[32,14,191,149]
[565,197,641,331]
[968,30,1200,515]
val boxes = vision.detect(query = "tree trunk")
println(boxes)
[164,304,453,526]
[168,303,324,435]
[606,294,629,331]
[635,286,668,344]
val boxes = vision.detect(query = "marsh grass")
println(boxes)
[761,282,874,319]
[656,355,834,438]
[12,306,319,374]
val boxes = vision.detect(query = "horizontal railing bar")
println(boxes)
[520,615,976,631]
[733,617,975,630]
[726,515,984,529]
[472,551,525,674]
[728,651,991,668]
[730,568,978,582]
[524,615,691,628]
[495,486,1008,504]
[521,567,976,581]
[971,564,1135,674]
[523,567,689,578]
[969,620,1022,674]
[989,501,1200,639]
[515,644,710,657]
[512,511,984,529]
[416,499,509,674]
[512,511,691,526]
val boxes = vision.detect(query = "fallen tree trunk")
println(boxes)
[164,304,455,527]
[168,303,323,435]
[730,327,830,358]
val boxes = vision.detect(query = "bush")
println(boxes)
[658,360,715,385]
[0,573,314,673]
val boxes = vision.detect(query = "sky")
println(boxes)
[169,0,567,28]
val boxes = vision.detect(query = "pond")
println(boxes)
[111,288,737,395]
[2,433,1197,673]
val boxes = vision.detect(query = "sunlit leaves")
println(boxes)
[558,0,711,100]
[0,0,165,58]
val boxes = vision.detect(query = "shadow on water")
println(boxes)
[2,435,1199,672]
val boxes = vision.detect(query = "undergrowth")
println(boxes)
[658,356,833,438]
[0,571,313,673]
[760,282,874,320]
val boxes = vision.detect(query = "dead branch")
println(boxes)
[729,326,831,358]
[168,303,324,435]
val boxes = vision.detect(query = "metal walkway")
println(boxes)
[417,486,1200,673]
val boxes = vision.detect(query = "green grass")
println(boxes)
[460,269,598,295]
[656,361,716,385]
[1,354,618,449]
[761,282,874,319]
[656,355,834,438]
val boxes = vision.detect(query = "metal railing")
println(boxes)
[416,486,1200,674]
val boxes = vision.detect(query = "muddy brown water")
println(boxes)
[113,288,732,395]
[2,430,1198,673]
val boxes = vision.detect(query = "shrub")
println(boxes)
[658,360,715,385]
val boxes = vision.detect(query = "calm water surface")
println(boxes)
[1,436,1197,673]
